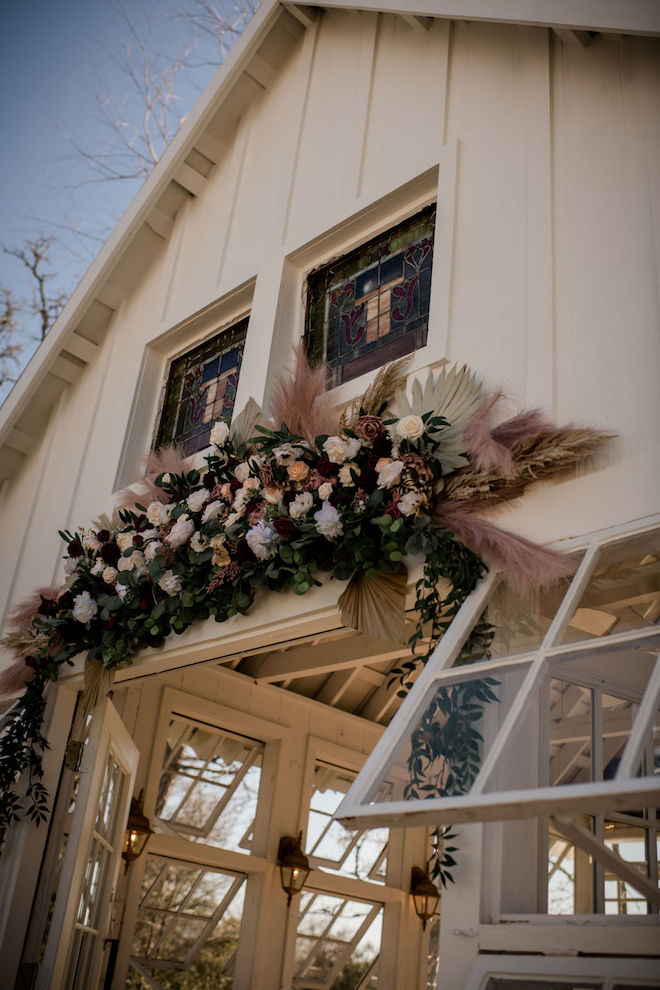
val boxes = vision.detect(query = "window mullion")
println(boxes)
[472,547,600,797]
[616,655,660,779]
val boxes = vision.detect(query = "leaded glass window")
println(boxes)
[156,318,248,455]
[305,206,435,388]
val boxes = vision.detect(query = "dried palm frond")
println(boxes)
[230,397,271,450]
[435,502,575,592]
[269,346,339,441]
[116,446,193,509]
[339,355,412,431]
[338,568,408,643]
[388,363,483,429]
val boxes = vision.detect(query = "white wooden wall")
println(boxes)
[0,11,659,990]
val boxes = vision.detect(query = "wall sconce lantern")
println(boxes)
[410,866,440,930]
[122,790,153,872]
[278,832,311,906]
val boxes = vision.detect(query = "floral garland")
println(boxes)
[0,355,607,857]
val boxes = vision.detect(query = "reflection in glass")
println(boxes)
[155,717,263,851]
[604,816,655,915]
[547,817,595,914]
[548,680,592,787]
[307,763,387,882]
[560,529,660,645]
[294,891,382,989]
[130,855,245,984]
[486,562,580,660]
[372,669,510,804]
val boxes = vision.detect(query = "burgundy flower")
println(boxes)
[107,616,117,630]
[67,538,83,558]
[273,516,296,539]
[133,534,144,547]
[100,543,120,566]
[371,435,392,458]
[316,458,336,478]
[97,529,110,543]
[38,596,56,615]
[385,500,402,520]
[202,472,215,490]
[230,477,242,494]
[24,655,37,668]
[355,415,384,442]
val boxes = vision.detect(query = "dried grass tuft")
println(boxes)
[116,446,193,509]
[268,346,339,442]
[339,355,412,431]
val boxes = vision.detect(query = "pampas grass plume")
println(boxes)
[268,346,339,442]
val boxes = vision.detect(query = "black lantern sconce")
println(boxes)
[122,790,153,872]
[410,866,440,930]
[278,832,311,906]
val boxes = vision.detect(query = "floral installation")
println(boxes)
[0,347,608,881]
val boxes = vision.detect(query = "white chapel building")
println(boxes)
[0,2,659,989]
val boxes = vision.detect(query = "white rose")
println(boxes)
[318,482,333,501]
[314,501,343,539]
[187,488,210,513]
[242,476,260,492]
[225,511,242,528]
[263,487,283,506]
[117,531,135,553]
[289,492,314,519]
[273,442,298,465]
[376,460,404,489]
[165,515,194,547]
[91,559,105,576]
[116,585,128,601]
[398,491,423,516]
[72,591,98,624]
[144,540,162,562]
[118,551,146,574]
[396,415,425,441]
[83,533,102,552]
[158,570,182,596]
[323,436,347,464]
[246,521,275,560]
[234,462,250,482]
[161,473,171,485]
[102,566,118,584]
[202,500,224,523]
[147,501,171,527]
[210,420,230,448]
[141,528,159,540]
[343,437,362,460]
[338,463,357,486]
[190,531,210,553]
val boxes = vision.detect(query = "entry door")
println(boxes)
[38,697,139,990]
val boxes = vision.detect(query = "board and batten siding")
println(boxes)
[1,11,659,656]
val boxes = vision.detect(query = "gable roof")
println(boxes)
[1,0,658,484]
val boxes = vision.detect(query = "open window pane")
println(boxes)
[559,530,660,645]
[129,856,245,987]
[369,666,520,804]
[307,763,387,882]
[155,716,263,851]
[547,817,596,915]
[294,892,382,990]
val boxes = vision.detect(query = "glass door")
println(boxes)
[38,697,139,990]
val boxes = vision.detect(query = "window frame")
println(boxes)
[336,515,660,831]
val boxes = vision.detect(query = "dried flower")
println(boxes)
[355,415,384,442]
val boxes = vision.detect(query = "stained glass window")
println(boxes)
[156,318,248,455]
[305,206,435,388]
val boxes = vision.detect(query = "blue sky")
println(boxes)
[0,0,236,395]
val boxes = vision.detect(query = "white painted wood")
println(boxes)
[173,161,207,197]
[144,206,175,240]
[38,697,139,990]
[65,330,99,364]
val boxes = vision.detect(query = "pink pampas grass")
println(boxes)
[0,659,36,697]
[116,446,193,509]
[435,501,575,593]
[6,586,60,632]
[463,393,515,476]
[491,408,564,448]
[268,346,339,443]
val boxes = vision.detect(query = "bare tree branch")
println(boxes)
[0,288,22,390]
[2,237,67,341]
